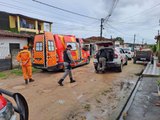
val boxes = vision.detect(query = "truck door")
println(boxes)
[33,35,45,67]
[44,32,57,68]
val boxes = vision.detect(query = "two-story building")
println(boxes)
[0,11,52,34]
[0,11,53,71]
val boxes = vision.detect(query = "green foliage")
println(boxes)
[0,73,7,79]
[151,45,157,53]
[115,37,124,44]
[9,28,19,33]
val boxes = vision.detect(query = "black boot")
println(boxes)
[70,78,76,83]
[29,78,35,82]
[25,79,28,84]
[58,79,64,86]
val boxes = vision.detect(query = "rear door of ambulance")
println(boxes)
[33,34,45,68]
[44,32,57,69]
[33,32,57,69]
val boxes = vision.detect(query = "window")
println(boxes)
[48,41,54,51]
[36,42,43,51]
[67,42,77,50]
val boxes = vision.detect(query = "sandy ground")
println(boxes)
[0,60,144,120]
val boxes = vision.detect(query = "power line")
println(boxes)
[103,0,119,24]
[32,0,100,20]
[106,23,132,37]
[0,1,99,28]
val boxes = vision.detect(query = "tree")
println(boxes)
[115,37,124,45]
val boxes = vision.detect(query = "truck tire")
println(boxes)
[118,63,122,72]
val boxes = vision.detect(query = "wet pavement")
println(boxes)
[126,77,160,120]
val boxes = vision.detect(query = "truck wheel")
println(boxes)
[118,63,122,72]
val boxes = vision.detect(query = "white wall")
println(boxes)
[0,36,27,59]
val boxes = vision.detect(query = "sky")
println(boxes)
[0,0,160,44]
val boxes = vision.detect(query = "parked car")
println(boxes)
[0,89,29,120]
[133,49,153,64]
[122,48,132,60]
[93,41,128,72]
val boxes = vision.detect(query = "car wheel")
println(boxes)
[118,62,123,72]
[125,59,128,65]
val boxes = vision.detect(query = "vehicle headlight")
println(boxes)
[0,102,14,120]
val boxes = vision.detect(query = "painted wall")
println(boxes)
[0,36,27,59]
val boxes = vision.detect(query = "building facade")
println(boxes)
[0,11,52,34]
[0,30,31,71]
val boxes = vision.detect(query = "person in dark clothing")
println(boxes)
[58,45,76,86]
[96,47,107,72]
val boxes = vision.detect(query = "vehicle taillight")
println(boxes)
[114,54,118,59]
[0,95,7,110]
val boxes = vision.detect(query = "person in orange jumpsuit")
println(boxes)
[16,45,34,84]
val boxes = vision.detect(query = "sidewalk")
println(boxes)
[126,57,160,120]
[126,77,160,120]
[143,56,160,76]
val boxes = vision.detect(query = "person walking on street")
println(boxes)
[16,45,34,84]
[58,45,76,86]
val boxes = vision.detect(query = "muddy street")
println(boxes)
[0,60,144,120]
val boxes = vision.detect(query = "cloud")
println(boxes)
[0,0,160,44]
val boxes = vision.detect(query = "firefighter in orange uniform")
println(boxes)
[16,45,34,84]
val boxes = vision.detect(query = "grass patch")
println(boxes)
[11,68,23,76]
[0,73,7,79]
[32,67,41,73]
[10,67,40,76]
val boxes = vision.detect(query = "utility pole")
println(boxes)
[133,34,136,51]
[158,19,160,35]
[100,18,104,40]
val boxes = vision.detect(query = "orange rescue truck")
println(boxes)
[33,32,90,71]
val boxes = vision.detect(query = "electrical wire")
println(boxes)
[32,0,100,20]
[103,0,119,24]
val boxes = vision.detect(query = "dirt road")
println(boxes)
[0,60,144,120]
